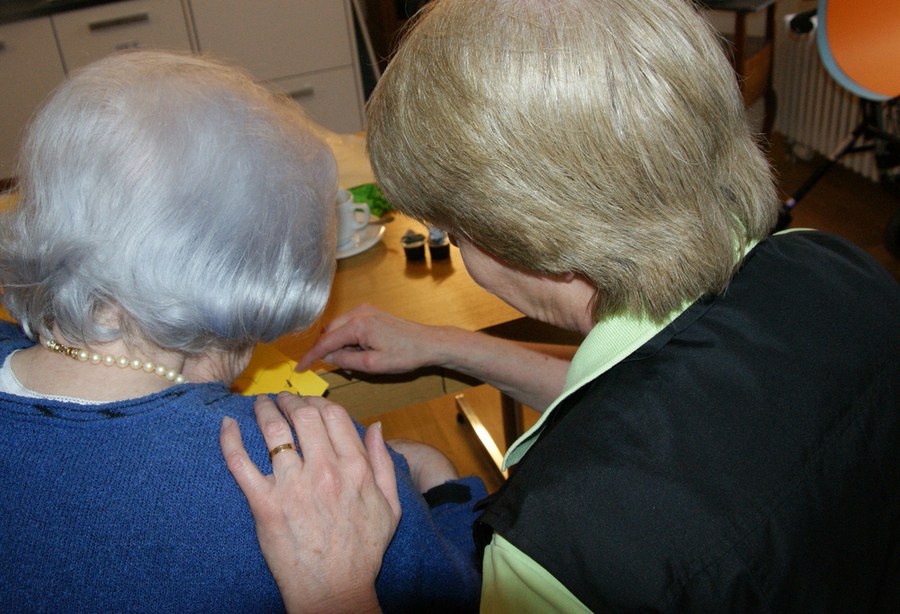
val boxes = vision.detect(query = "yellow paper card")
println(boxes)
[232,343,328,396]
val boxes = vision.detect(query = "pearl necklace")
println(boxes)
[40,337,188,384]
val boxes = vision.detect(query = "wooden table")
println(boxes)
[272,206,526,480]
[270,130,524,366]
[272,213,522,365]
[269,210,531,478]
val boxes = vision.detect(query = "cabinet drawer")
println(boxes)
[190,0,353,82]
[53,0,193,72]
[0,17,66,179]
[268,66,363,134]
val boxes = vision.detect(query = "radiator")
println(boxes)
[773,14,879,181]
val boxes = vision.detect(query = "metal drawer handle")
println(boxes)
[289,86,315,99]
[88,13,150,32]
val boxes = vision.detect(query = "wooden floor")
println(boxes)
[770,133,900,282]
[364,131,900,491]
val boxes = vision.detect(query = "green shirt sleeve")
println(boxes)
[481,534,593,613]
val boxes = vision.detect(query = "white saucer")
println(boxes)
[336,225,385,260]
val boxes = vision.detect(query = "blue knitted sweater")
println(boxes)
[0,322,484,613]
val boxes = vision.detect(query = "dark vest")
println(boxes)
[477,231,900,612]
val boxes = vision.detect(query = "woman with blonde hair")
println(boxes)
[224,0,900,610]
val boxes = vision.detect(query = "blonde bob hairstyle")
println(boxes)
[367,0,780,321]
[0,51,337,353]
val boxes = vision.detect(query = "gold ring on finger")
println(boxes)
[268,442,296,461]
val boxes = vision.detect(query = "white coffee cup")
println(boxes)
[336,189,370,247]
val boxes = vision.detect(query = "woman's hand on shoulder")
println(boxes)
[219,393,400,614]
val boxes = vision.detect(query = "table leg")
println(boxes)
[455,393,509,480]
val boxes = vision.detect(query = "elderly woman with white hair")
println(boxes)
[0,50,485,612]
[223,0,900,611]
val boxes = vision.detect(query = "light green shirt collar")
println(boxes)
[502,237,762,470]
[502,306,683,469]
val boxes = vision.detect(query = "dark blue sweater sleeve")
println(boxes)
[373,442,484,613]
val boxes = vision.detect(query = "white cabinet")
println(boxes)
[0,17,66,179]
[0,0,365,180]
[265,66,364,136]
[52,0,193,72]
[189,0,365,133]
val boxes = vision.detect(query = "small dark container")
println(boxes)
[428,239,450,260]
[401,229,426,261]
[427,227,451,261]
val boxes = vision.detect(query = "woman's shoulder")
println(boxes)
[0,321,32,361]
[0,320,28,344]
